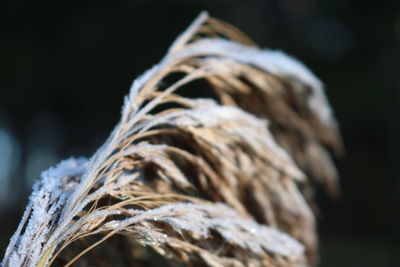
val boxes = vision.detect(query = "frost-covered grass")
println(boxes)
[2,12,341,267]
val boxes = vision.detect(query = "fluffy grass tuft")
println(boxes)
[2,12,341,267]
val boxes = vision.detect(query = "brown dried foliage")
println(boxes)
[2,12,341,267]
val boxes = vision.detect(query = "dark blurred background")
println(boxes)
[1,0,399,266]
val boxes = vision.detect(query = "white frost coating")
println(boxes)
[149,104,304,180]
[96,202,305,260]
[2,158,87,267]
[120,101,304,180]
[167,38,337,129]
[123,64,161,118]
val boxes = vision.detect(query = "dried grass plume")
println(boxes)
[2,12,341,267]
